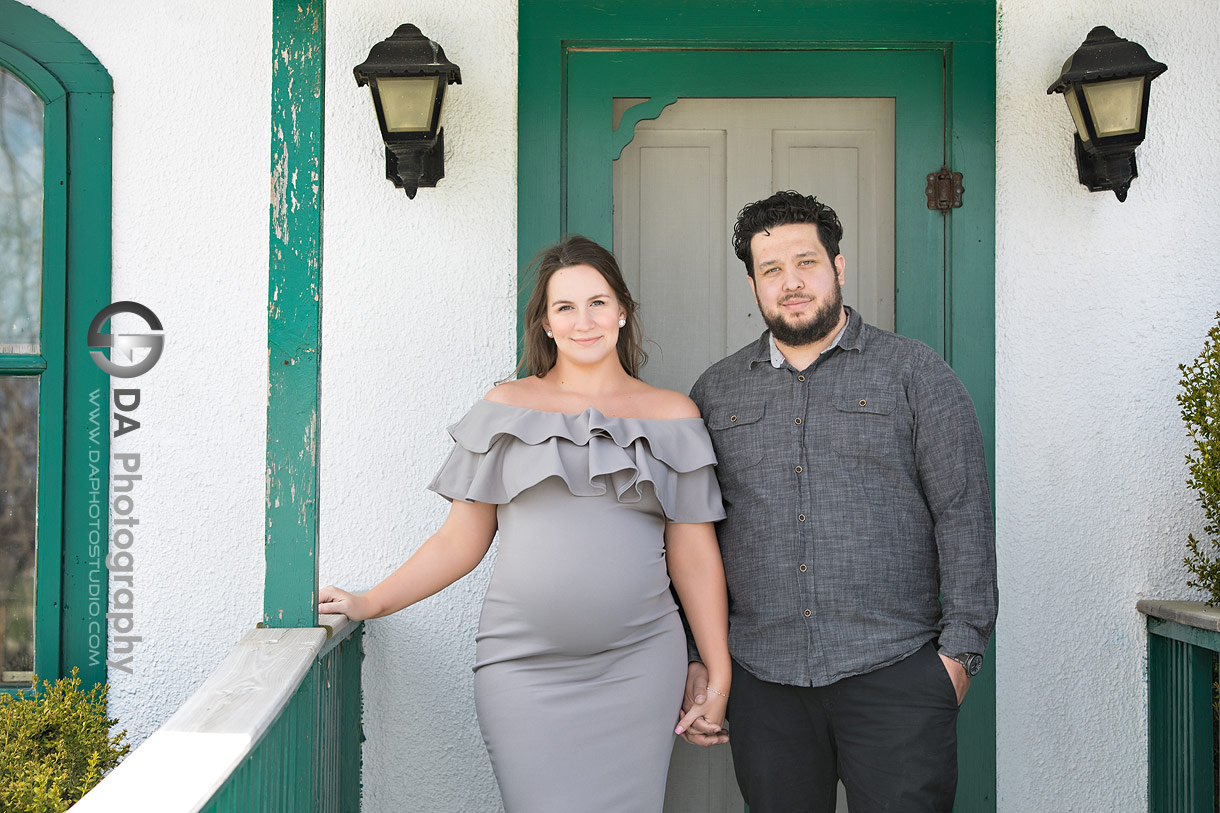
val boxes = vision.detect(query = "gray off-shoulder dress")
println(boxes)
[428,399,725,813]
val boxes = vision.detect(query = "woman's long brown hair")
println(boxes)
[516,236,648,379]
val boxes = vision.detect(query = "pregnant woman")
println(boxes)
[318,236,731,812]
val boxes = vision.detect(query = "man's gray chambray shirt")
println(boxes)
[689,307,997,687]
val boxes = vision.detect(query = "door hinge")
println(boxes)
[925,166,964,212]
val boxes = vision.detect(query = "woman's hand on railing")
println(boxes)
[318,585,373,621]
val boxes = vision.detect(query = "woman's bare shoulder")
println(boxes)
[630,384,701,420]
[483,376,545,407]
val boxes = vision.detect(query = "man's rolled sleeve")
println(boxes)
[910,351,998,659]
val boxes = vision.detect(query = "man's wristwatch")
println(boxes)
[949,652,983,677]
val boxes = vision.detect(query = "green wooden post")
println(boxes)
[265,0,325,628]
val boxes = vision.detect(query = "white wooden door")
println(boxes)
[613,96,897,813]
[614,96,895,395]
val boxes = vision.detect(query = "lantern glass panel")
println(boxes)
[1081,76,1144,138]
[377,76,439,133]
[1064,88,1090,143]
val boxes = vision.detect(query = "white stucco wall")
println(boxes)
[996,1,1220,809]
[17,0,1220,809]
[21,1,516,809]
[22,0,271,748]
[317,3,517,811]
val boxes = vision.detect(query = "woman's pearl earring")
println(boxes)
[545,330,553,338]
[618,318,626,327]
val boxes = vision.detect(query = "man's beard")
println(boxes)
[758,282,844,347]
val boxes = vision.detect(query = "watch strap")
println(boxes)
[949,652,983,677]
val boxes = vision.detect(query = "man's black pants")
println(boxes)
[727,641,960,813]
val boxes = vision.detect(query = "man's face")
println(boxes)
[747,223,846,347]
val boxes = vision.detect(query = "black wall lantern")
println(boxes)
[1047,26,1166,202]
[354,25,462,198]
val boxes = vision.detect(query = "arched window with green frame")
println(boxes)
[1,3,112,694]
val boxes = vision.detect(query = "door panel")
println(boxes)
[613,124,727,395]
[614,95,902,810]
[564,47,985,813]
[613,97,896,398]
[613,94,896,813]
[773,120,896,334]
[567,48,945,352]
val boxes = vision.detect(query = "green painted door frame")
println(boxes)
[565,48,947,354]
[519,1,996,809]
[1,1,113,693]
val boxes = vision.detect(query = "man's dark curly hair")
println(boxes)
[732,191,843,277]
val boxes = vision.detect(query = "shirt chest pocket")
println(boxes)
[829,392,900,460]
[707,403,767,480]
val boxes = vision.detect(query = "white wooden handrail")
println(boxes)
[70,614,359,813]
[1137,599,1220,632]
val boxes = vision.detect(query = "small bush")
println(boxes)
[1181,313,1220,604]
[0,669,130,813]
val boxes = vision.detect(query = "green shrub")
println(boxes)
[1181,313,1220,604]
[0,669,129,813]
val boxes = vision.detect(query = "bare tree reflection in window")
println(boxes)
[0,378,37,681]
[0,68,43,354]
[0,66,44,682]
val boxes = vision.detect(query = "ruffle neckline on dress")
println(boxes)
[428,400,725,522]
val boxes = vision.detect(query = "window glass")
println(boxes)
[0,68,43,355]
[0,376,38,684]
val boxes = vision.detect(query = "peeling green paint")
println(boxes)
[265,0,324,629]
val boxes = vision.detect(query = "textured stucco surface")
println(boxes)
[18,0,515,809]
[15,0,1220,809]
[21,0,271,746]
[317,3,517,811]
[996,1,1220,809]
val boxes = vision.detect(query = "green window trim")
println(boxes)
[2,1,112,694]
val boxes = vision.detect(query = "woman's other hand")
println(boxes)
[675,660,730,747]
[674,684,729,747]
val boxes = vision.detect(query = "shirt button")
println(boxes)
[804,609,812,618]
[798,374,806,382]
[730,414,737,422]
[798,513,805,522]
[795,465,803,473]
[859,399,867,407]
[799,563,807,572]
[794,417,802,425]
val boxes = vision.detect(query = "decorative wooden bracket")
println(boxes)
[925,166,964,212]
[611,95,679,160]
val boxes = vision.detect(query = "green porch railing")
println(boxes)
[1139,600,1220,813]
[71,614,362,812]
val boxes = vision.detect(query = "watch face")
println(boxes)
[963,654,983,676]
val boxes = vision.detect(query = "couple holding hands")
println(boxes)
[319,191,997,813]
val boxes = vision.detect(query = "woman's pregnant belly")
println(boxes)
[475,479,677,664]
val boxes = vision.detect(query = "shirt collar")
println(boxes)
[753,307,862,369]
[838,306,865,352]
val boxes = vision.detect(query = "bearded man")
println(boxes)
[681,191,997,813]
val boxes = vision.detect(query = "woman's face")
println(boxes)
[542,264,626,367]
